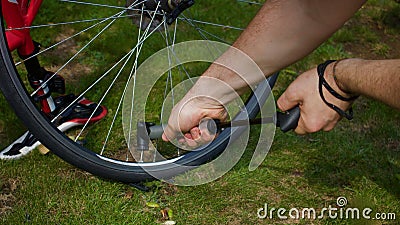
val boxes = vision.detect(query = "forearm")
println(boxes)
[334,59,400,110]
[233,0,365,73]
[195,0,366,102]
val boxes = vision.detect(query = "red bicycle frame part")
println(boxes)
[2,0,43,55]
[2,0,56,114]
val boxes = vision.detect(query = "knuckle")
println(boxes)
[322,121,337,132]
[305,119,323,133]
[285,89,298,102]
[294,129,306,135]
[277,96,290,110]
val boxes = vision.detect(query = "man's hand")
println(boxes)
[277,64,354,135]
[162,95,227,147]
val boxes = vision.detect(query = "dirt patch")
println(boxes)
[386,139,400,151]
[47,63,93,84]
[46,28,93,83]
[56,166,93,181]
[343,31,400,60]
[54,29,79,55]
[0,178,18,216]
[343,4,400,59]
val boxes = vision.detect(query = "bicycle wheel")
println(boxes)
[0,0,275,183]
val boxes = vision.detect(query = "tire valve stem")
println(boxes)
[136,121,153,151]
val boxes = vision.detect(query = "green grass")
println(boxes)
[1,0,400,224]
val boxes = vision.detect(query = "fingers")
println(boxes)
[162,120,216,148]
[190,127,201,140]
[182,125,216,148]
[277,82,303,134]
[162,98,225,145]
[293,113,331,135]
[277,70,341,135]
[161,133,169,142]
[162,125,176,142]
[293,114,307,135]
[184,133,199,148]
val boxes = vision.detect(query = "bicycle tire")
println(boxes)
[0,1,274,183]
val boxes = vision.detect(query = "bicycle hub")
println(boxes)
[126,0,195,31]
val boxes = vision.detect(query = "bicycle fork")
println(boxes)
[2,0,64,115]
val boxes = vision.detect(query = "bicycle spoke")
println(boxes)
[158,15,175,161]
[126,2,163,161]
[30,11,125,97]
[29,0,145,96]
[157,21,194,86]
[181,14,230,45]
[0,0,270,182]
[74,48,136,142]
[100,4,147,156]
[180,13,225,62]
[7,15,131,31]
[59,0,164,15]
[168,18,182,158]
[161,16,174,115]
[177,17,244,31]
[76,3,156,143]
[14,10,130,66]
[236,0,263,5]
[60,0,141,11]
[51,14,165,124]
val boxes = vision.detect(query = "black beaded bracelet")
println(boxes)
[317,60,356,120]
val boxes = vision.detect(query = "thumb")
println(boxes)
[277,88,300,112]
[162,133,169,142]
[162,125,176,142]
